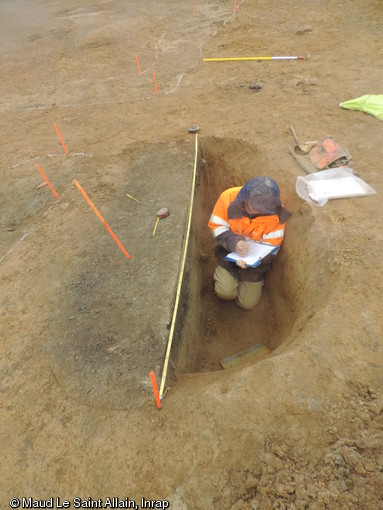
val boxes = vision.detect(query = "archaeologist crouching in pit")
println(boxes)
[208,176,290,310]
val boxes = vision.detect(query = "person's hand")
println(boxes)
[235,240,249,256]
[236,259,248,269]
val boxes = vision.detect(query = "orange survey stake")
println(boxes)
[53,122,69,155]
[150,371,162,410]
[35,164,59,200]
[73,180,130,260]
[153,68,158,96]
[135,54,142,75]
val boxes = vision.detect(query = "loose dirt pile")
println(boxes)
[1,1,382,509]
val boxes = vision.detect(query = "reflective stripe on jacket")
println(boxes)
[208,186,286,247]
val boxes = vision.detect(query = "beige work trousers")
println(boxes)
[214,266,264,311]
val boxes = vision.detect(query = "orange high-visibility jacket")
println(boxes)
[208,186,286,249]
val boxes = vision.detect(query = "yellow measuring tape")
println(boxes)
[159,133,199,401]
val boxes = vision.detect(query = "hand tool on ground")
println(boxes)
[289,126,318,154]
[288,147,315,174]
[152,207,169,237]
[288,125,318,155]
[294,141,318,155]
[289,125,300,146]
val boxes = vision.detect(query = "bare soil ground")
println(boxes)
[1,1,383,509]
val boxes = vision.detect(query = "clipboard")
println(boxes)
[225,240,278,268]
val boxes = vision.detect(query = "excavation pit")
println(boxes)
[169,136,333,377]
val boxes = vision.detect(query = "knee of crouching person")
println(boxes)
[235,297,260,311]
[215,285,237,301]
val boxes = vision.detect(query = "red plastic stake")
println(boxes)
[193,4,198,16]
[150,371,162,410]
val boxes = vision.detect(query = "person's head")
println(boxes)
[239,177,282,215]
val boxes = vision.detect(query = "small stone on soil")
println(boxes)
[249,82,263,90]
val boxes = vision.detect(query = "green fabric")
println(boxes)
[340,94,383,121]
